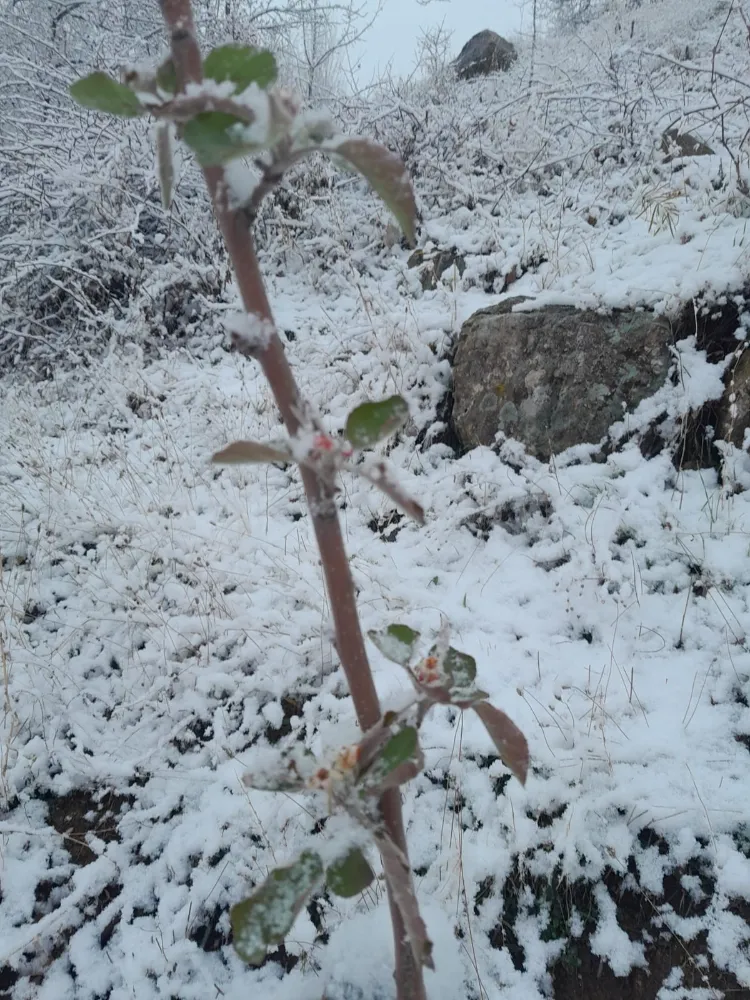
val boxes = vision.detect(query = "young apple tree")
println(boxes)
[69,7,529,996]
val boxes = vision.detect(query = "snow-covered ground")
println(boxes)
[1,2,750,997]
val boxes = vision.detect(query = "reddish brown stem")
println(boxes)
[159,3,426,998]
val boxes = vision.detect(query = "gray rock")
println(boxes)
[454,30,517,80]
[452,299,674,459]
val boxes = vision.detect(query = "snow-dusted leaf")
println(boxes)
[360,726,423,794]
[212,440,291,465]
[376,832,434,969]
[440,645,477,686]
[204,44,277,93]
[472,701,529,785]
[427,644,487,706]
[355,713,417,774]
[358,460,425,525]
[368,624,420,666]
[231,851,324,965]
[345,395,409,449]
[156,123,174,210]
[326,848,374,897]
[69,72,143,117]
[333,139,417,245]
[183,112,260,166]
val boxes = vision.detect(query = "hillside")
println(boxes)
[1,1,750,998]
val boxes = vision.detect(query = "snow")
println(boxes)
[2,0,750,997]
[224,159,261,209]
[234,83,272,146]
[224,310,276,351]
[590,882,647,975]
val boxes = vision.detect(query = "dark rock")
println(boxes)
[454,30,517,80]
[661,128,714,161]
[408,248,465,290]
[717,347,750,447]
[452,299,674,459]
[433,250,466,282]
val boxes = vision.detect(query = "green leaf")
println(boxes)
[473,701,529,785]
[204,44,277,92]
[334,138,417,245]
[326,848,374,897]
[368,624,420,666]
[69,72,143,118]
[345,396,409,450]
[363,725,420,790]
[183,112,259,166]
[358,722,423,795]
[231,851,324,965]
[376,727,418,774]
[212,439,291,465]
[156,58,177,95]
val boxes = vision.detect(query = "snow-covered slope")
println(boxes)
[1,2,750,997]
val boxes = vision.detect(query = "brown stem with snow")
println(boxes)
[159,3,426,997]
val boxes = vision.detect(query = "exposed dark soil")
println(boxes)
[486,846,750,1000]
[44,786,132,866]
[552,872,747,1000]
[3,786,748,999]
